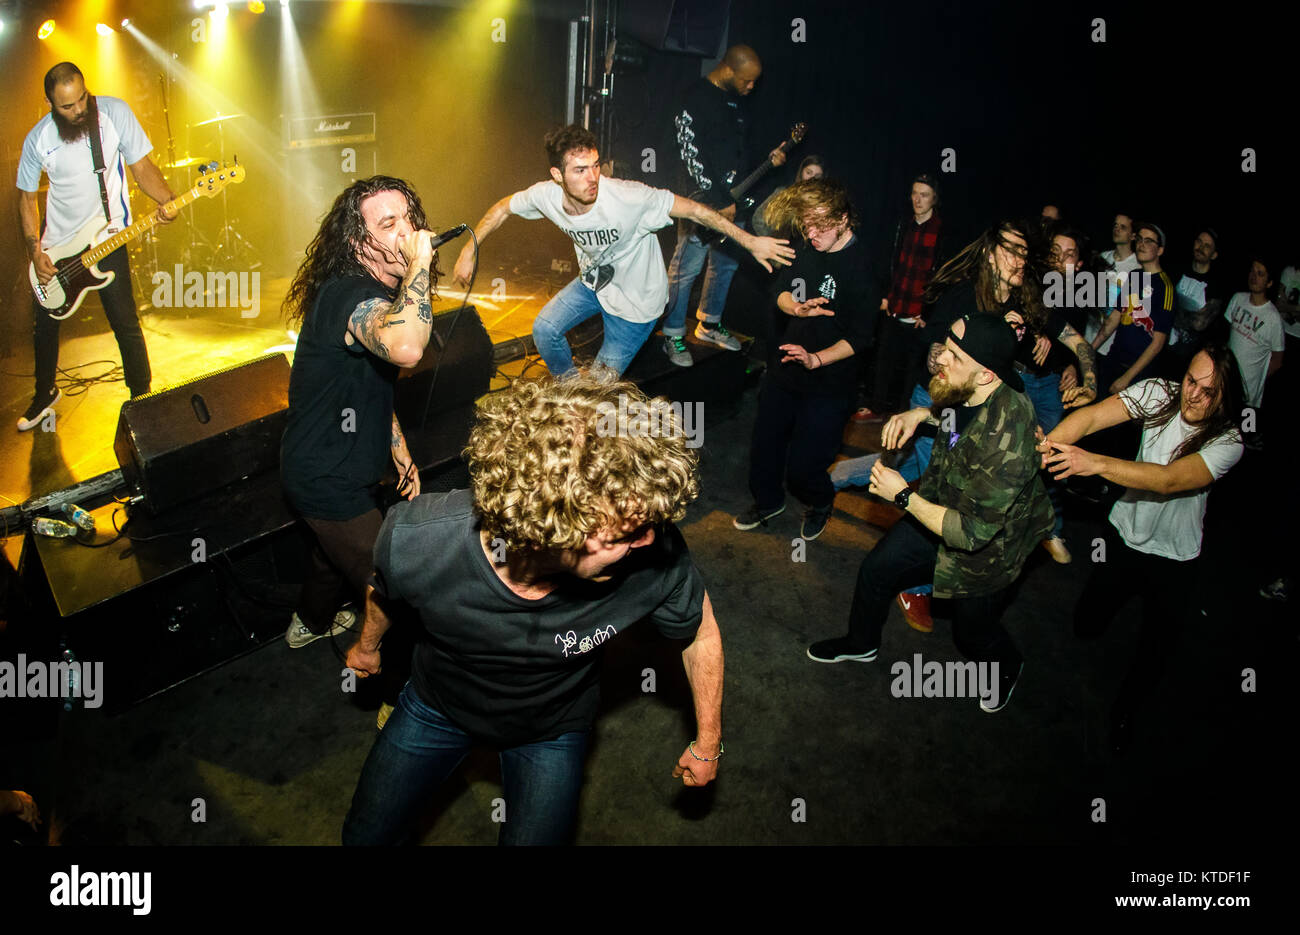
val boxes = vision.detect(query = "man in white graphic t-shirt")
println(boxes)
[16,61,176,431]
[453,124,793,377]
[1223,257,1285,410]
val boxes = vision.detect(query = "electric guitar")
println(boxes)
[689,122,807,246]
[30,162,247,320]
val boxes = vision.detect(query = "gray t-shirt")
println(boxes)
[374,489,706,747]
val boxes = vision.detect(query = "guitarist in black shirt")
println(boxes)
[661,45,787,368]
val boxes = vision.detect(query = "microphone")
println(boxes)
[429,224,469,250]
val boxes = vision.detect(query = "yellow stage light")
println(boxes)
[96,23,115,36]
[249,1,266,13]
[211,3,229,18]
[121,18,132,28]
[38,19,56,39]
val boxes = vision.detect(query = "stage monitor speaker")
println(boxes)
[114,354,290,515]
[621,0,732,57]
[394,303,494,468]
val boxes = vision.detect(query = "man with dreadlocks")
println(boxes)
[279,176,442,648]
[1040,343,1245,753]
[341,372,723,845]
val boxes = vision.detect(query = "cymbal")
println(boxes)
[164,156,210,169]
[193,113,243,127]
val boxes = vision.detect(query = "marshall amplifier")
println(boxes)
[286,112,377,149]
[113,354,291,514]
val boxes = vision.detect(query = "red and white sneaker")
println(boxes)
[896,592,933,633]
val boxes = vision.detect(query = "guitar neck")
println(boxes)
[80,189,200,268]
[730,140,793,202]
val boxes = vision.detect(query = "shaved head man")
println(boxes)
[662,43,788,366]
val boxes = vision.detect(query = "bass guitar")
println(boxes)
[689,122,807,246]
[30,161,247,320]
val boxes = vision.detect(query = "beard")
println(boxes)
[928,371,977,415]
[52,97,93,144]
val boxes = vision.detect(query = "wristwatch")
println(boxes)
[893,488,912,510]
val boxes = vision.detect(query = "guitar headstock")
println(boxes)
[790,122,808,145]
[192,163,247,198]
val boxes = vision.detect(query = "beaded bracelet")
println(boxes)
[688,740,725,762]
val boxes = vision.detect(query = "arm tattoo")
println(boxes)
[349,297,392,360]
[1059,323,1098,389]
[400,269,434,324]
[391,414,405,450]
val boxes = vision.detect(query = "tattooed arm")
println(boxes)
[1057,322,1099,408]
[390,413,420,500]
[670,195,795,272]
[346,232,435,367]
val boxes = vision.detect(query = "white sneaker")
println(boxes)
[285,608,357,648]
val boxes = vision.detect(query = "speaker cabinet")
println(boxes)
[113,354,290,514]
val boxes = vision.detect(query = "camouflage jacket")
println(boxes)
[917,383,1054,598]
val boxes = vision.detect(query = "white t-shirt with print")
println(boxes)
[1109,379,1243,561]
[510,177,675,323]
[17,96,153,248]
[1223,292,1285,408]
[1095,249,1141,355]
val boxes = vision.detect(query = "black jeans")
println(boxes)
[748,377,852,512]
[870,314,926,414]
[848,515,1021,671]
[32,246,151,395]
[1074,524,1197,708]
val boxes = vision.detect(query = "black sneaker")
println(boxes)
[806,638,878,663]
[733,503,786,530]
[980,661,1023,713]
[801,506,832,540]
[17,388,61,432]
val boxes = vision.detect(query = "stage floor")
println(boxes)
[0,272,558,514]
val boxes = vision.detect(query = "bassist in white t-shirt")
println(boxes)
[15,62,176,431]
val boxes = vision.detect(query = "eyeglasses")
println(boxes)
[1135,236,1160,246]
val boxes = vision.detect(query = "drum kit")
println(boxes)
[129,108,260,297]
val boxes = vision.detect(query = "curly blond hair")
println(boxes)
[465,371,700,552]
[761,177,858,240]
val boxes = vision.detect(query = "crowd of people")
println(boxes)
[9,47,1292,846]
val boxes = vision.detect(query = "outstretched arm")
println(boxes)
[453,194,514,284]
[1043,443,1214,495]
[670,195,794,272]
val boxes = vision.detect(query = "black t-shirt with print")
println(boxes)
[374,490,707,748]
[768,234,880,396]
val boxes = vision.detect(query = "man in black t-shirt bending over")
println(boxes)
[280,176,441,648]
[342,372,724,845]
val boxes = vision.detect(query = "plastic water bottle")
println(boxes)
[59,502,96,533]
[32,517,78,538]
[62,648,79,712]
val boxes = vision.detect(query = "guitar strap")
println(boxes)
[86,95,113,226]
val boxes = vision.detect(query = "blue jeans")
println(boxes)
[533,277,657,378]
[342,684,589,846]
[662,223,739,335]
[1021,370,1065,538]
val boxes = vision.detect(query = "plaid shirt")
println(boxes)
[887,214,942,321]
